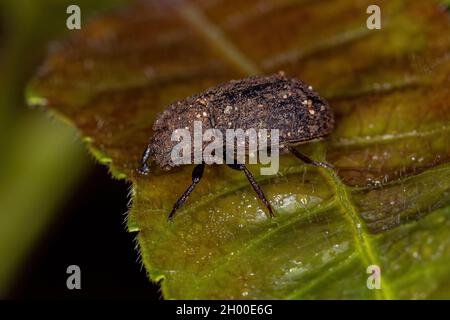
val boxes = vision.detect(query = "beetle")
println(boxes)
[138,73,334,221]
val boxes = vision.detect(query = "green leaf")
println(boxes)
[27,0,450,299]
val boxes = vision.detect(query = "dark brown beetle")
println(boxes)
[139,73,334,221]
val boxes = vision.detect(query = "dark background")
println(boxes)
[8,163,161,299]
[0,0,160,300]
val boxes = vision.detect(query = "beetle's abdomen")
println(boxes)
[209,74,334,143]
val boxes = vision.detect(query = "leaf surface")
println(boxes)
[28,0,450,299]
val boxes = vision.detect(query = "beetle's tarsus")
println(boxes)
[288,146,334,170]
[167,163,205,221]
[227,162,275,219]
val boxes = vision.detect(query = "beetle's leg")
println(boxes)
[138,144,152,175]
[287,145,334,170]
[168,163,205,222]
[227,163,275,218]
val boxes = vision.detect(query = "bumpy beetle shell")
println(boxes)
[149,73,334,170]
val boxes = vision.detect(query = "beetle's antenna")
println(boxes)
[138,144,152,175]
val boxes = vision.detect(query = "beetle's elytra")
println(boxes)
[139,73,334,221]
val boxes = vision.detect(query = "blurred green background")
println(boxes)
[0,0,158,299]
